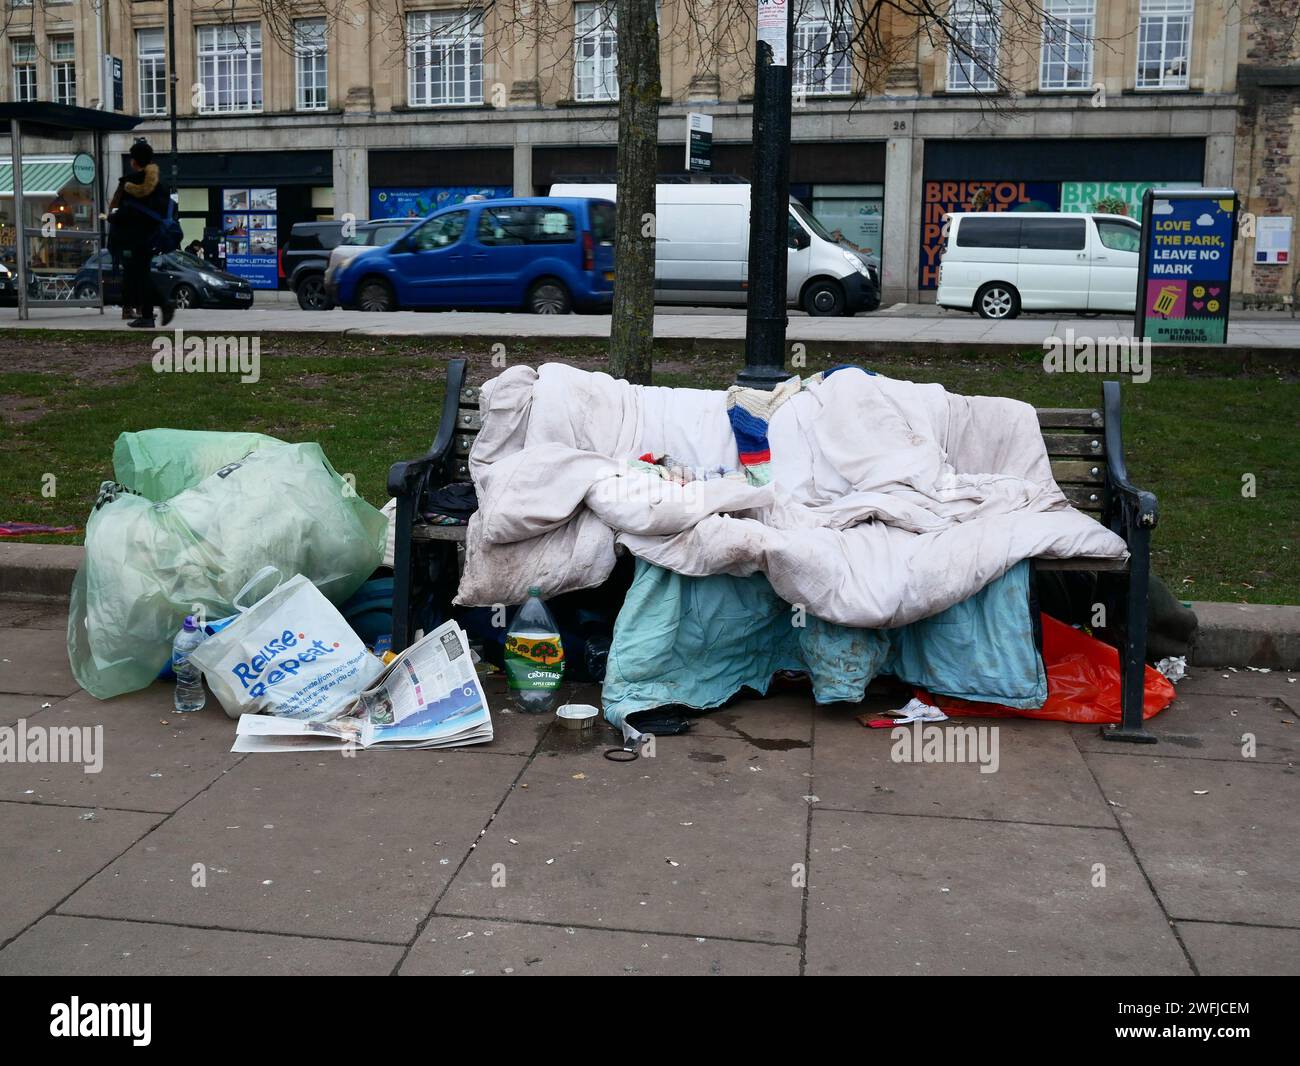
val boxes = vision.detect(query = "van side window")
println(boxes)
[955,217,1021,248]
[787,215,810,249]
[478,206,576,246]
[1019,218,1086,250]
[590,202,616,243]
[411,211,468,251]
[1095,219,1141,253]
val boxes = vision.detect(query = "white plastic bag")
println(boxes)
[190,572,384,722]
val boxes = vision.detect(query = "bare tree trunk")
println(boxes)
[608,0,660,385]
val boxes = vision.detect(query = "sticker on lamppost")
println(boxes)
[1135,188,1238,345]
[686,113,712,173]
[757,0,788,67]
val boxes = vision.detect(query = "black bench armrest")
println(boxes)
[386,357,468,503]
[1102,380,1158,537]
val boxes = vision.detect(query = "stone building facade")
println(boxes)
[1,0,1292,303]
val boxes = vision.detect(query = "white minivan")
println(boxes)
[936,212,1141,319]
[549,182,880,315]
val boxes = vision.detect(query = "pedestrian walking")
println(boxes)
[108,139,176,328]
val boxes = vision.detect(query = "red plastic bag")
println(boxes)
[921,614,1175,724]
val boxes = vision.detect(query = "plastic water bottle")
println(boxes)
[504,587,564,713]
[172,615,207,713]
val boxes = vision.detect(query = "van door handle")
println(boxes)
[1095,255,1108,261]
[1076,252,1087,259]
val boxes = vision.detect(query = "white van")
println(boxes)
[549,182,880,315]
[936,212,1141,319]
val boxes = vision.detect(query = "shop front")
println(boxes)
[144,149,333,289]
[918,138,1208,291]
[0,155,98,281]
[368,148,514,221]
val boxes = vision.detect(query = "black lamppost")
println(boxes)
[168,0,179,189]
[736,0,794,389]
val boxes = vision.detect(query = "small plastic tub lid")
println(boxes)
[556,703,599,730]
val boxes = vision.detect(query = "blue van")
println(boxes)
[330,197,616,314]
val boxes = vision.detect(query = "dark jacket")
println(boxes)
[111,164,170,251]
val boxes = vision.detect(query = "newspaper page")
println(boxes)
[232,620,492,752]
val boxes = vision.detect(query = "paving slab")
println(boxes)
[804,810,1191,975]
[1,599,70,629]
[62,750,524,944]
[1084,753,1300,927]
[0,801,161,946]
[439,733,811,943]
[681,690,815,746]
[0,686,242,813]
[0,914,403,976]
[1175,921,1300,976]
[812,705,1113,827]
[1073,692,1298,764]
[0,626,78,696]
[401,916,799,976]
[0,691,68,726]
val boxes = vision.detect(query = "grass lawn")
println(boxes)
[1,331,1296,604]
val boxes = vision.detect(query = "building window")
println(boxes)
[137,29,167,116]
[51,37,76,106]
[1137,0,1192,89]
[196,23,262,114]
[794,0,852,95]
[12,39,36,102]
[294,17,328,111]
[947,0,1000,92]
[1039,0,1094,90]
[574,1,617,102]
[407,11,484,107]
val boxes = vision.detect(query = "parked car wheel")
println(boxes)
[296,273,333,311]
[527,278,572,315]
[802,278,845,317]
[73,282,98,301]
[975,282,1020,320]
[357,277,397,312]
[172,283,198,310]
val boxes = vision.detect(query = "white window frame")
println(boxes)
[946,0,1000,93]
[794,0,852,96]
[50,36,76,106]
[12,39,36,102]
[1039,0,1094,91]
[1136,0,1193,90]
[407,10,484,107]
[196,23,263,114]
[574,1,617,102]
[294,17,328,111]
[137,29,167,116]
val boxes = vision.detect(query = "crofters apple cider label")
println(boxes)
[504,632,564,691]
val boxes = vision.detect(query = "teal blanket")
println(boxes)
[602,560,1046,728]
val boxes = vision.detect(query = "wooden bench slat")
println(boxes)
[1060,484,1104,510]
[1041,432,1105,457]
[1036,556,1127,572]
[1036,408,1103,428]
[455,409,483,431]
[1051,459,1104,483]
[412,523,470,542]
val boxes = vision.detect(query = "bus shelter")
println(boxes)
[0,102,142,319]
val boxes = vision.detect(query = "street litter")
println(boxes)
[231,619,492,753]
[68,430,385,700]
[1156,656,1188,683]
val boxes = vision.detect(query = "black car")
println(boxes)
[73,250,254,309]
[285,219,412,310]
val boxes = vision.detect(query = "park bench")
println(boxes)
[388,358,1158,743]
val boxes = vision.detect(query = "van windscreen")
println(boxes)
[955,217,1021,248]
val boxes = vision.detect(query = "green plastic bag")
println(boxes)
[69,441,387,700]
[113,428,285,501]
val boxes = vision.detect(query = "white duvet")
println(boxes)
[454,364,1128,628]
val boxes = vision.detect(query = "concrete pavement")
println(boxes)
[4,302,1300,351]
[1,595,1296,976]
